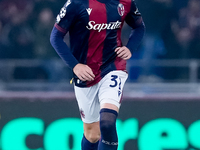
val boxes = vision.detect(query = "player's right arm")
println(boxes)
[50,26,79,69]
[50,0,94,81]
[50,0,79,69]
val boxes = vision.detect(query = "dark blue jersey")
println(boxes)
[50,0,145,87]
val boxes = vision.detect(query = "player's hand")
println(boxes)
[73,63,95,81]
[115,46,132,60]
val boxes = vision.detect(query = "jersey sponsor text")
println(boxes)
[86,20,122,32]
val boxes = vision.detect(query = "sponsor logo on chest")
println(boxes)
[86,20,122,32]
[85,3,124,32]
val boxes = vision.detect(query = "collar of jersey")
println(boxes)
[96,0,111,4]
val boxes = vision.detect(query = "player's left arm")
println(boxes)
[124,0,145,53]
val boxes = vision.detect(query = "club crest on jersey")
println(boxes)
[117,3,125,16]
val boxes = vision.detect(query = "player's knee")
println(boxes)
[100,119,115,133]
[99,108,118,136]
[86,132,101,143]
[84,122,100,143]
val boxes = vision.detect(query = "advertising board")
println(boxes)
[0,98,200,150]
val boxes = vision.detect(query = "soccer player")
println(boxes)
[50,0,145,149]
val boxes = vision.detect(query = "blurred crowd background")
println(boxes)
[0,0,200,83]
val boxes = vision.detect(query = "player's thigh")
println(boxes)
[98,70,128,109]
[101,103,119,112]
[74,85,100,124]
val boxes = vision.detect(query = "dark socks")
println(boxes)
[81,134,99,150]
[98,108,118,150]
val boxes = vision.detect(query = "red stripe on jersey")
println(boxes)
[86,0,107,86]
[54,23,67,33]
[115,0,132,70]
[116,25,123,47]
